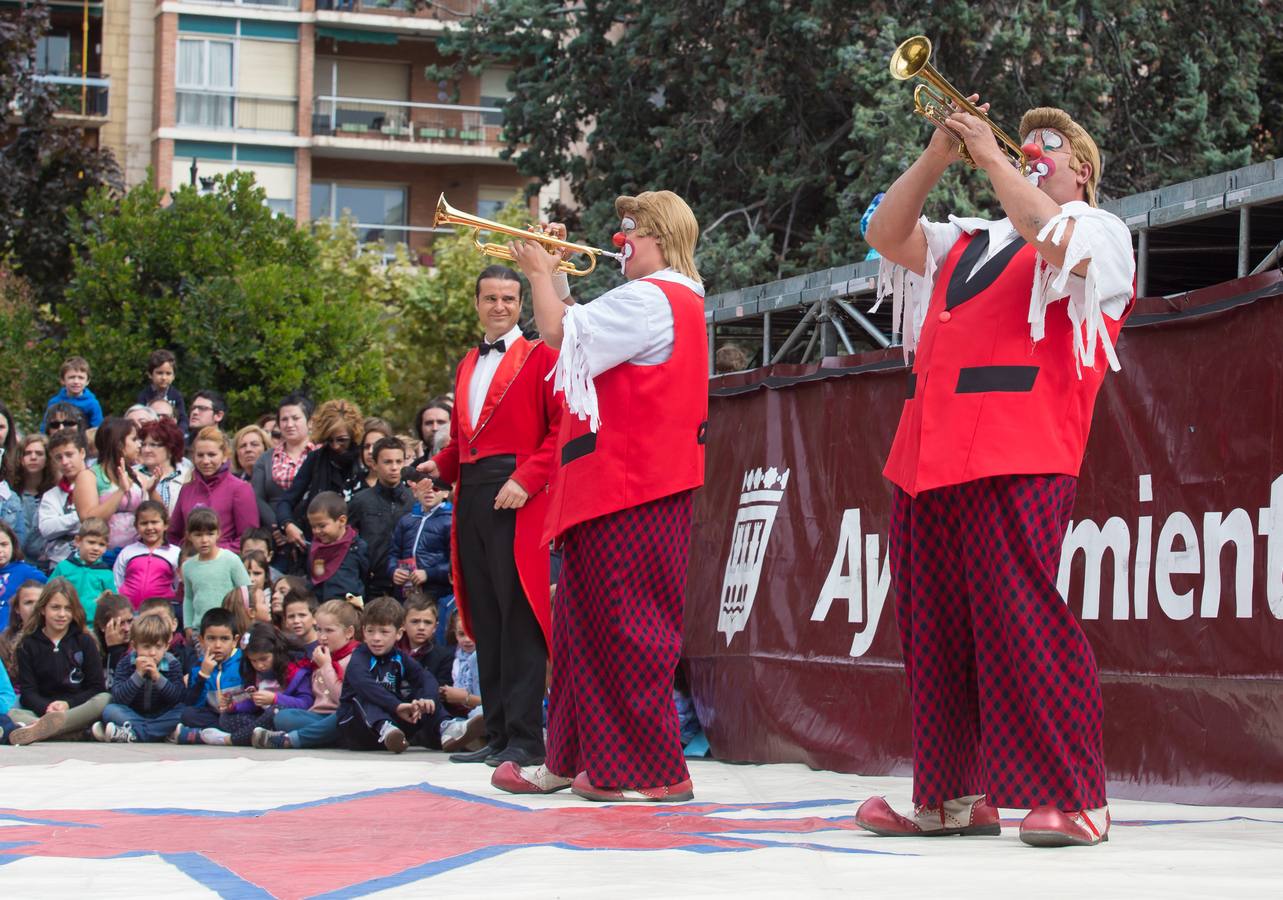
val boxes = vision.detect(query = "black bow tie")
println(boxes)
[478,339,506,356]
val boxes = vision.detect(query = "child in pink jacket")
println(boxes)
[114,502,180,610]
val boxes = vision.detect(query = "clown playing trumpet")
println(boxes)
[853,94,1135,847]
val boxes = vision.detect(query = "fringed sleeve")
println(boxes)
[869,217,938,359]
[1031,208,1134,376]
[547,304,600,432]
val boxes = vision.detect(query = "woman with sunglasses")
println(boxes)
[275,399,365,553]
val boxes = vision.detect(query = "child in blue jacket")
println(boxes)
[94,611,186,742]
[337,597,442,753]
[174,608,243,743]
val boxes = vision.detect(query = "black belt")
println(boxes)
[459,454,517,486]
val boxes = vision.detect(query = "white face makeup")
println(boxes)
[618,216,637,274]
[1022,128,1065,188]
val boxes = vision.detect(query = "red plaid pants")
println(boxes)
[889,475,1107,810]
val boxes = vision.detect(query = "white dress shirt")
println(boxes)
[467,324,523,430]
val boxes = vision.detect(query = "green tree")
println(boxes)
[386,195,532,413]
[0,1,121,310]
[433,1,1278,291]
[61,172,392,425]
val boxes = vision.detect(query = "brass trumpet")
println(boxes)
[433,194,621,277]
[889,35,1035,174]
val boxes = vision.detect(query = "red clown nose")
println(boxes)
[611,232,627,248]
[1020,142,1043,161]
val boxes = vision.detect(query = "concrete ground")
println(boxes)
[1,743,1280,898]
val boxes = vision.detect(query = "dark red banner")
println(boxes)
[684,271,1283,806]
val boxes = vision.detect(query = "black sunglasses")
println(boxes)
[48,420,77,430]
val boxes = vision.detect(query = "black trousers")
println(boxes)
[457,456,548,756]
[336,697,444,750]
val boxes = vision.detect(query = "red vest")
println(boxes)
[544,277,708,542]
[884,231,1133,496]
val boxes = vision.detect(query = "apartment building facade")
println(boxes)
[20,0,532,263]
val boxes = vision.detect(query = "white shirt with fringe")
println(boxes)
[872,201,1135,375]
[549,268,705,432]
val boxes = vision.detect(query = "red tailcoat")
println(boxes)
[884,231,1134,496]
[433,336,560,648]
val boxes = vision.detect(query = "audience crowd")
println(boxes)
[0,352,480,753]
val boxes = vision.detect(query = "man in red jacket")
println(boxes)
[855,105,1135,847]
[419,264,560,768]
[494,191,708,802]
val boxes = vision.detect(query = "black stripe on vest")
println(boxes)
[561,432,597,465]
[955,365,1040,394]
[945,231,1029,310]
[906,373,918,399]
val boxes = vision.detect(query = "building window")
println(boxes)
[176,39,235,128]
[36,34,72,76]
[312,182,407,249]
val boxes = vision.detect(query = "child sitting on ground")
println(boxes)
[253,598,360,750]
[396,591,453,689]
[137,596,196,677]
[113,501,180,610]
[181,509,250,642]
[93,611,185,742]
[0,659,20,744]
[202,623,312,746]
[50,518,115,620]
[336,596,442,754]
[174,607,243,743]
[306,492,368,602]
[9,578,110,744]
[439,609,485,753]
[92,592,134,682]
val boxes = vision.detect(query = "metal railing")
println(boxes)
[176,91,297,133]
[312,95,501,145]
[35,73,110,118]
[315,0,481,16]
[187,0,300,7]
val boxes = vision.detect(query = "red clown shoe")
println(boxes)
[1019,805,1111,847]
[570,772,695,803]
[854,795,1001,837]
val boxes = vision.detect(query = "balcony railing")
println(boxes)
[176,91,297,133]
[312,96,501,146]
[315,0,482,18]
[187,0,300,8]
[35,73,110,118]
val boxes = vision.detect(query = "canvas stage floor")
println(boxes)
[0,745,1279,898]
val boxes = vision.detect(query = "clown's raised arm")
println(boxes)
[512,192,706,430]
[867,106,1134,373]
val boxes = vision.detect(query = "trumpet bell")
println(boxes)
[890,35,932,81]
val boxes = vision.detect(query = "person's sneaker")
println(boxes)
[491,762,573,795]
[172,724,203,745]
[441,714,487,753]
[8,709,66,746]
[108,722,136,743]
[854,795,1001,837]
[91,721,110,743]
[252,727,291,750]
[1020,805,1110,847]
[200,728,232,746]
[571,771,695,803]
[379,723,408,754]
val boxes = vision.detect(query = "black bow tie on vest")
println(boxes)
[478,338,506,356]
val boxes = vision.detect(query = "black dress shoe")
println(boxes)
[486,745,546,768]
[450,743,502,764]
